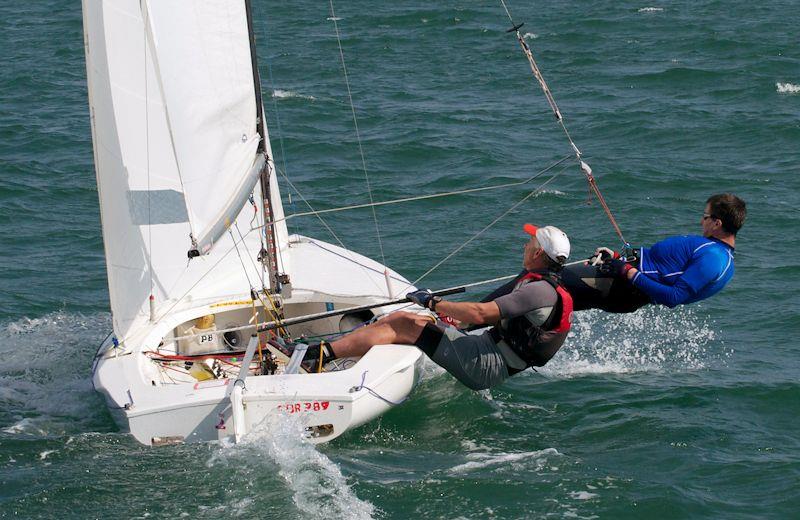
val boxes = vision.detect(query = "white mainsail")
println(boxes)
[83,0,288,342]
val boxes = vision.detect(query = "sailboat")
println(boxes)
[83,0,424,445]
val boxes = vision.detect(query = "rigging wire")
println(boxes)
[227,225,286,337]
[234,222,288,336]
[405,162,572,292]
[328,0,387,267]
[144,228,256,342]
[165,252,601,345]
[273,166,392,297]
[128,3,631,349]
[498,0,628,246]
[250,154,573,230]
[257,5,295,237]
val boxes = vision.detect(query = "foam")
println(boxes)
[776,82,800,94]
[210,413,376,520]
[0,312,111,437]
[272,89,316,101]
[523,32,538,40]
[39,449,56,460]
[449,446,560,473]
[542,306,721,377]
[3,417,49,436]
[638,7,664,12]
[569,490,598,500]
[533,189,566,197]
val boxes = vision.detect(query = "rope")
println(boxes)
[350,370,412,406]
[233,222,287,335]
[328,0,387,267]
[581,162,628,246]
[227,227,286,335]
[498,0,627,245]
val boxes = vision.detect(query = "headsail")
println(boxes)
[83,0,288,342]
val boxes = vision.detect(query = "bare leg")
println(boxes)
[330,311,433,358]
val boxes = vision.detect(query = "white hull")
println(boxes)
[92,235,424,445]
[94,341,422,445]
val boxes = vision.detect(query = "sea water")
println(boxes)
[1,0,799,518]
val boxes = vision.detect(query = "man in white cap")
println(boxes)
[290,224,574,390]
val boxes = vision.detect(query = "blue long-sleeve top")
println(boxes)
[630,235,735,308]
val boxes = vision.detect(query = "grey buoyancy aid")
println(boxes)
[489,270,574,368]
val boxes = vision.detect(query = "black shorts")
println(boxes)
[560,262,651,313]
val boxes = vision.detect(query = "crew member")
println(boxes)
[282,224,574,390]
[561,193,746,312]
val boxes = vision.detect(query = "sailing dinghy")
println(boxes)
[83,0,424,445]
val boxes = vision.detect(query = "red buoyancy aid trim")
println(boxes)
[517,271,573,334]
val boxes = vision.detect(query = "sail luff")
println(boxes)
[244,0,267,155]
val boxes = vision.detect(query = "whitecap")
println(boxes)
[531,189,566,198]
[449,447,560,473]
[638,7,664,12]
[523,32,538,40]
[39,450,56,460]
[569,490,598,500]
[272,89,316,101]
[776,82,800,94]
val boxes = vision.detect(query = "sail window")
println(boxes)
[127,189,189,225]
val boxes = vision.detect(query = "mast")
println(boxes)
[243,0,286,294]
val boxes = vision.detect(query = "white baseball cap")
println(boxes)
[523,224,570,264]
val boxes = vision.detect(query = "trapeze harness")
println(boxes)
[487,271,573,372]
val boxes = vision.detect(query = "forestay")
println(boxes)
[82,0,288,342]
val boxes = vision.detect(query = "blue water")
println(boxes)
[2,1,799,518]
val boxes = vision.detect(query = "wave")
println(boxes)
[523,32,538,40]
[542,306,722,376]
[210,413,376,520]
[776,82,800,94]
[272,89,316,101]
[638,7,664,12]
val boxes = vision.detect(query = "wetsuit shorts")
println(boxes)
[415,324,510,391]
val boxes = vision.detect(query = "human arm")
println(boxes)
[406,289,500,325]
[625,268,694,308]
[492,281,558,324]
[435,300,501,325]
[625,250,719,308]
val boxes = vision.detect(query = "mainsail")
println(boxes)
[83,0,288,342]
